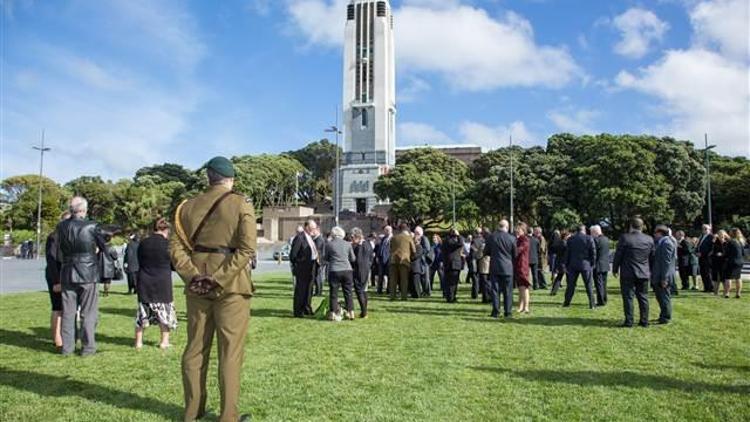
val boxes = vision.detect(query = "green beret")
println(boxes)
[204,156,235,178]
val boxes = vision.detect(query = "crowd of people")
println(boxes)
[287,217,747,327]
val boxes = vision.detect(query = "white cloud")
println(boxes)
[458,121,539,150]
[285,1,581,91]
[1,1,206,182]
[547,108,600,134]
[611,8,669,59]
[616,48,749,156]
[398,122,454,146]
[614,0,749,157]
[690,0,749,61]
[397,76,431,103]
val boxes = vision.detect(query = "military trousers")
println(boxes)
[183,293,251,422]
[388,263,410,300]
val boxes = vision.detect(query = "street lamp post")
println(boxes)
[451,158,456,228]
[32,130,51,260]
[509,134,514,229]
[325,119,342,225]
[704,133,716,228]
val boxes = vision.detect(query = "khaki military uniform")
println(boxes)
[388,232,416,300]
[170,184,256,422]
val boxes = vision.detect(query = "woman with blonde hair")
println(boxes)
[711,230,729,296]
[725,228,745,299]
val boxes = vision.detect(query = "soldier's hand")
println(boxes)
[189,275,218,295]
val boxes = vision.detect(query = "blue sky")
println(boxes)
[1,0,748,183]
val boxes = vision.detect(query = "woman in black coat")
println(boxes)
[711,231,728,296]
[550,230,570,296]
[351,228,373,318]
[134,218,177,349]
[725,228,745,299]
[99,233,119,297]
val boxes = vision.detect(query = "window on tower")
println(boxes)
[361,108,368,128]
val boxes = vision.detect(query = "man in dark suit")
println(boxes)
[378,226,393,294]
[443,229,465,303]
[563,225,597,309]
[696,224,714,292]
[528,232,540,290]
[484,219,517,318]
[591,225,610,306]
[652,225,676,324]
[470,228,485,299]
[613,217,655,327]
[289,219,318,317]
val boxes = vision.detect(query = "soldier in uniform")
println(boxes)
[170,156,256,422]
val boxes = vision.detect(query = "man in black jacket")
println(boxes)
[591,225,610,306]
[613,217,655,327]
[56,196,108,356]
[484,220,516,318]
[696,224,714,292]
[442,229,464,303]
[124,234,140,295]
[528,232,540,290]
[470,228,485,299]
[290,219,318,317]
[563,225,597,309]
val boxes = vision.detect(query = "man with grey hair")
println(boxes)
[56,196,107,356]
[484,219,516,318]
[590,224,610,306]
[413,226,431,297]
[290,219,319,317]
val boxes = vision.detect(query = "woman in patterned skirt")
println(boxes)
[134,218,177,349]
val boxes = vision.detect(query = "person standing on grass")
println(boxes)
[325,226,357,321]
[290,219,318,317]
[378,225,393,295]
[591,225,610,307]
[676,231,700,290]
[389,224,416,301]
[312,226,326,298]
[514,223,531,313]
[414,226,432,297]
[477,229,492,303]
[613,217,655,328]
[484,219,517,318]
[563,225,597,309]
[442,228,465,303]
[124,233,140,295]
[57,196,108,356]
[45,211,70,351]
[696,224,715,293]
[135,218,177,349]
[533,227,548,289]
[430,234,444,294]
[351,228,373,318]
[550,230,569,296]
[725,228,745,299]
[652,225,676,325]
[527,227,540,291]
[99,232,118,297]
[170,156,256,422]
[471,228,486,299]
[711,230,730,297]
[410,233,425,298]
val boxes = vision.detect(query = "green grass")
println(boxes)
[0,272,748,421]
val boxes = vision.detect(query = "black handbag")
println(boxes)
[113,266,124,281]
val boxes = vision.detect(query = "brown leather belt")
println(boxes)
[194,245,236,255]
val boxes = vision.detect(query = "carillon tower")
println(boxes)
[340,0,396,214]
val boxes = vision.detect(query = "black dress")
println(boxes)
[44,232,62,311]
[135,234,177,329]
[724,239,744,280]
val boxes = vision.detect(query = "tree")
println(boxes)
[65,176,117,224]
[374,148,471,229]
[286,139,341,203]
[710,155,750,229]
[231,154,306,213]
[1,175,68,233]
[134,163,200,188]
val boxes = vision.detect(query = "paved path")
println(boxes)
[0,258,288,295]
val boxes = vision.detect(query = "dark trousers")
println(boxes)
[466,260,476,285]
[293,263,314,317]
[530,263,540,289]
[388,264,410,300]
[421,268,431,296]
[564,269,595,308]
[490,274,513,317]
[444,269,460,302]
[370,263,378,288]
[478,273,490,303]
[409,272,423,298]
[699,257,713,292]
[126,271,138,293]
[430,264,443,293]
[621,278,649,326]
[653,280,672,322]
[551,270,565,295]
[329,270,354,313]
[378,262,389,294]
[61,282,98,355]
[353,273,368,316]
[594,271,608,306]
[313,263,324,296]
[471,270,481,299]
[678,266,697,289]
[548,254,557,274]
[537,264,548,288]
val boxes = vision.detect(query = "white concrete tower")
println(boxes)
[340,0,396,214]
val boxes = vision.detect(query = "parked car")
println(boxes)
[273,244,291,261]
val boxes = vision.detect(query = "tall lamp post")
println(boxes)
[703,133,716,228]
[32,130,51,260]
[325,120,342,225]
[509,134,514,229]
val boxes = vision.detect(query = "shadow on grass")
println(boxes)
[471,366,750,394]
[693,362,750,372]
[99,307,136,318]
[460,316,614,327]
[251,308,297,319]
[0,367,183,419]
[0,328,136,353]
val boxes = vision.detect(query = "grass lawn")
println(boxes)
[0,272,748,421]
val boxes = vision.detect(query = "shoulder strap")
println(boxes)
[173,200,193,252]
[190,191,235,245]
